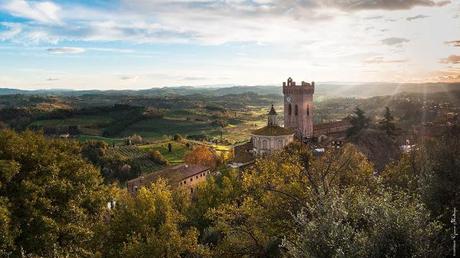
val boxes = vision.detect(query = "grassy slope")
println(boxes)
[119,117,220,139]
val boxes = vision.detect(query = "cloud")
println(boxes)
[47,47,85,54]
[435,0,451,6]
[0,0,453,46]
[324,0,449,10]
[0,0,61,24]
[0,22,22,40]
[445,40,460,47]
[382,37,410,45]
[364,15,383,20]
[406,15,429,21]
[47,78,59,81]
[440,55,460,64]
[428,68,460,82]
[88,48,135,53]
[364,56,407,64]
[120,75,139,81]
[182,76,208,81]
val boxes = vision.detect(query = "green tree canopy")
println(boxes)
[379,106,397,136]
[0,130,109,257]
[95,180,207,258]
[347,107,370,137]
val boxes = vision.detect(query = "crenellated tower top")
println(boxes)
[282,77,315,95]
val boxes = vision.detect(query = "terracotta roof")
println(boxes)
[127,164,209,186]
[268,105,277,115]
[252,125,294,136]
[233,141,255,163]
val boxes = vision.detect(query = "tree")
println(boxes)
[186,168,243,235]
[81,140,108,166]
[149,150,169,166]
[129,134,143,145]
[173,134,183,142]
[208,143,377,257]
[0,121,7,130]
[347,107,370,137]
[0,130,109,257]
[379,106,397,136]
[95,180,207,257]
[381,128,460,226]
[184,146,219,169]
[283,189,444,257]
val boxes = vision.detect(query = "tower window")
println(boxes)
[307,105,310,116]
[288,104,292,115]
[295,105,298,116]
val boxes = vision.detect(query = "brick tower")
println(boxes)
[282,77,315,139]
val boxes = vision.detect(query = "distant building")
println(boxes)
[313,118,352,141]
[230,141,255,168]
[251,105,295,155]
[127,164,211,195]
[231,77,350,166]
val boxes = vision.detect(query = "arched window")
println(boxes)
[288,104,292,115]
[262,139,268,149]
[295,105,298,116]
[307,105,310,116]
[277,139,283,148]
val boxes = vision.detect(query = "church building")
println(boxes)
[250,77,314,155]
[251,105,295,155]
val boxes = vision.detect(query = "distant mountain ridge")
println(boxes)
[1,82,459,98]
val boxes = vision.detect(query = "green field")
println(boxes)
[29,115,113,127]
[139,141,190,164]
[119,118,220,139]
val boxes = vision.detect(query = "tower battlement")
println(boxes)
[282,77,315,95]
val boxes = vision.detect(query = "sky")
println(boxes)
[0,0,459,90]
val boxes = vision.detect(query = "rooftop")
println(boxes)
[127,164,210,186]
[268,105,277,115]
[252,125,294,136]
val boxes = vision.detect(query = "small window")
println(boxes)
[307,105,310,116]
[288,104,292,115]
[191,188,193,193]
[295,105,298,116]
[134,186,138,192]
[190,178,193,182]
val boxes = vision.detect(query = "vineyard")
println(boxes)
[106,146,163,174]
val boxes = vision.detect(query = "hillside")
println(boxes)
[350,129,401,171]
[1,82,459,98]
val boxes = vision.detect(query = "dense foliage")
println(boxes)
[0,129,458,257]
[0,130,109,257]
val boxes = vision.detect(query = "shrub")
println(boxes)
[149,150,169,166]
[173,134,183,142]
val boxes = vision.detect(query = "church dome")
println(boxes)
[251,125,294,136]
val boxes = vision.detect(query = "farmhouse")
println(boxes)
[127,164,211,195]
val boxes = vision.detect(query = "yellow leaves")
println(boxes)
[184,145,219,169]
[100,179,205,257]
